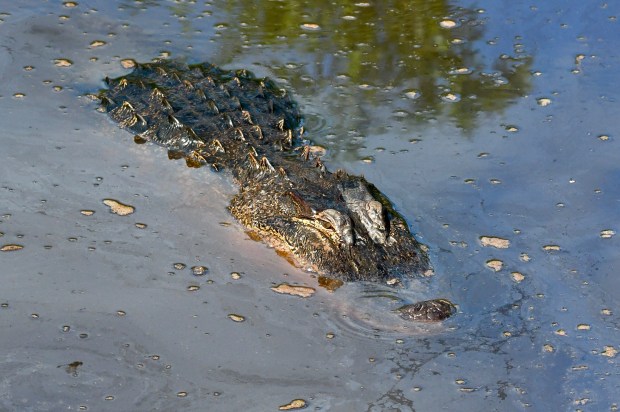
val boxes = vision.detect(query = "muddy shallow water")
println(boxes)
[0,1,618,411]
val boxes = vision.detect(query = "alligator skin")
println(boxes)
[99,60,455,321]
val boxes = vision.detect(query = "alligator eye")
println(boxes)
[314,209,354,245]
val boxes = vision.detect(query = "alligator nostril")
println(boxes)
[395,299,457,322]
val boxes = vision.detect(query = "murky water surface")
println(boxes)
[0,1,618,411]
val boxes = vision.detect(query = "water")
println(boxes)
[0,1,618,411]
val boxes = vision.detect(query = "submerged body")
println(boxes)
[100,60,454,322]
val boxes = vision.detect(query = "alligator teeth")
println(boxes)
[233,127,245,141]
[186,150,206,168]
[186,127,199,140]
[212,139,225,153]
[161,97,173,111]
[241,110,253,124]
[150,88,164,99]
[250,125,263,139]
[207,100,219,114]
[230,96,241,110]
[118,78,128,90]
[121,101,135,111]
[299,145,310,161]
[100,96,115,107]
[182,79,194,90]
[276,118,285,131]
[259,156,275,172]
[223,113,234,128]
[284,129,293,146]
[134,113,147,127]
[247,152,260,169]
[167,114,182,128]
[196,89,207,101]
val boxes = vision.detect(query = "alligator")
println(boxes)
[99,60,455,322]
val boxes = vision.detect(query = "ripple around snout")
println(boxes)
[324,284,450,341]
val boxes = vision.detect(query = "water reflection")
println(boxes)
[214,0,533,133]
[118,0,532,136]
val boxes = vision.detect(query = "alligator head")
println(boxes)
[229,155,430,283]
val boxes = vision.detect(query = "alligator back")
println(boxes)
[99,60,430,283]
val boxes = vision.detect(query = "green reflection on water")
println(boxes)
[215,0,533,132]
[119,0,532,137]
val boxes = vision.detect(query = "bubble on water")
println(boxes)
[103,199,134,216]
[187,285,200,292]
[480,236,510,249]
[271,284,315,298]
[439,20,457,28]
[89,40,106,48]
[504,125,519,132]
[404,89,420,100]
[80,210,94,216]
[228,314,245,322]
[441,93,461,102]
[54,59,73,67]
[173,263,186,270]
[300,23,320,31]
[121,59,136,69]
[576,323,590,331]
[1,244,23,252]
[602,346,617,358]
[191,266,208,276]
[486,259,503,271]
[537,97,552,106]
[543,244,560,251]
[177,391,188,398]
[511,272,525,282]
[543,344,555,352]
[600,229,615,239]
[230,272,241,280]
[449,67,471,75]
